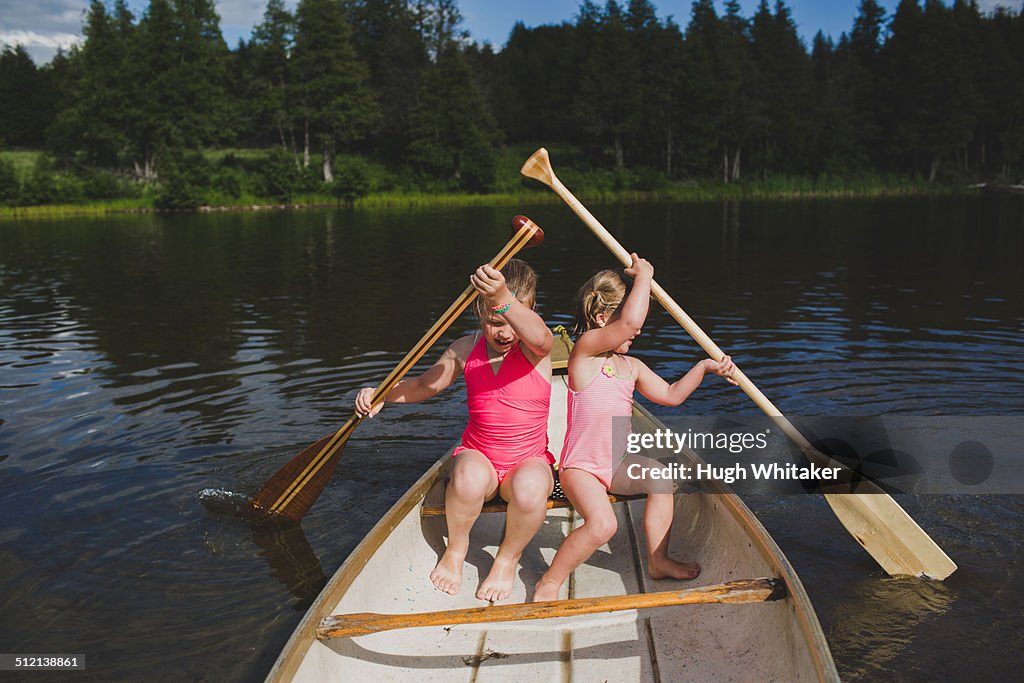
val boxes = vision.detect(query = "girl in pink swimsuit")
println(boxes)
[355,259,554,602]
[533,254,737,603]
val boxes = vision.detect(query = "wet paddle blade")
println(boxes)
[251,434,344,521]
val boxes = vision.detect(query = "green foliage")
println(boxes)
[292,0,380,180]
[3,0,1022,214]
[154,151,210,210]
[19,157,84,204]
[0,45,55,147]
[407,45,501,189]
[0,157,19,205]
[329,157,371,207]
[260,148,301,202]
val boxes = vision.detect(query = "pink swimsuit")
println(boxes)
[453,336,554,482]
[559,355,636,490]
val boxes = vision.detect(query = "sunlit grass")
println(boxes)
[0,198,152,220]
[0,145,969,222]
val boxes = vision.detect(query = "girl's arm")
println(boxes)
[354,335,473,417]
[472,264,553,359]
[634,356,738,407]
[575,253,653,358]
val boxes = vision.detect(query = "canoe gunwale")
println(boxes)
[265,447,454,683]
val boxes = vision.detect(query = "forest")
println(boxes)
[0,0,1022,210]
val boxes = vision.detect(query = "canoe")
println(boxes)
[266,337,838,681]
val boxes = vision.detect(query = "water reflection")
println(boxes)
[0,196,1021,681]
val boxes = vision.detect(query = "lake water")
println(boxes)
[1,197,1022,681]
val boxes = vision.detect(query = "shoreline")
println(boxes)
[0,183,978,222]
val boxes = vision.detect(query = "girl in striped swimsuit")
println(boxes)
[355,259,554,602]
[532,254,737,602]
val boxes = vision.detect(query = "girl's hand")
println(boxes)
[624,253,654,281]
[471,264,513,309]
[704,356,739,386]
[355,387,384,418]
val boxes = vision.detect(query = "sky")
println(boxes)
[0,0,1019,65]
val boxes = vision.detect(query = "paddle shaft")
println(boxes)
[252,218,542,519]
[542,173,804,441]
[522,149,955,579]
[317,578,781,639]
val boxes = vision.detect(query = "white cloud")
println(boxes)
[976,0,1023,11]
[0,29,80,49]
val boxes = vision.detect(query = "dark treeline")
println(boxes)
[1,0,1023,208]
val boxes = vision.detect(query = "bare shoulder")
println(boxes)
[628,356,652,375]
[446,334,478,365]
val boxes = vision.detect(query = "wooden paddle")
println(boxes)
[317,577,782,639]
[250,216,545,521]
[521,148,956,580]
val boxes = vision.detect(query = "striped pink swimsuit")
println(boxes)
[560,355,635,489]
[453,336,554,482]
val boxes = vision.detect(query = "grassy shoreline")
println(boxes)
[0,181,970,221]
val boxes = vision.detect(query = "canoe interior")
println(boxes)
[267,355,838,682]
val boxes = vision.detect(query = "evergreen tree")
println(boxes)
[490,22,579,144]
[292,0,380,180]
[406,44,501,191]
[414,0,470,60]
[625,1,684,174]
[347,0,430,163]
[45,0,135,165]
[987,7,1024,176]
[250,0,297,154]
[883,0,976,180]
[0,45,48,147]
[846,0,887,165]
[748,0,813,176]
[679,0,723,176]
[572,1,637,169]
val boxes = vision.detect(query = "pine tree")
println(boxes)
[572,1,638,169]
[406,44,501,191]
[347,0,430,163]
[748,0,813,176]
[291,0,380,180]
[0,45,48,147]
[846,0,887,165]
[250,0,297,155]
[625,1,684,174]
[490,22,579,144]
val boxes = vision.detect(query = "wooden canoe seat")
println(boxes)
[420,490,647,517]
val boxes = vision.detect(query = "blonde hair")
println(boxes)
[572,270,627,337]
[473,258,538,319]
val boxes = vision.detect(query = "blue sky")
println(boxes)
[0,0,1018,64]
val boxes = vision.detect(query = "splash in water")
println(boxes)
[198,487,253,516]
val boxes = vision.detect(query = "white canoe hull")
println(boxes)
[268,372,837,681]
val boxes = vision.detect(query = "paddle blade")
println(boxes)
[520,148,556,187]
[251,434,344,521]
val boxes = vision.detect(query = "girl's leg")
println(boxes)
[641,492,700,580]
[432,449,498,595]
[532,468,617,602]
[610,454,700,581]
[477,458,554,601]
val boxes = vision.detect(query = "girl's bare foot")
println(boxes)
[430,548,466,595]
[648,555,701,580]
[531,578,562,603]
[476,553,519,601]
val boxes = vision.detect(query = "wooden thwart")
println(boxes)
[317,577,784,640]
[420,491,645,517]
